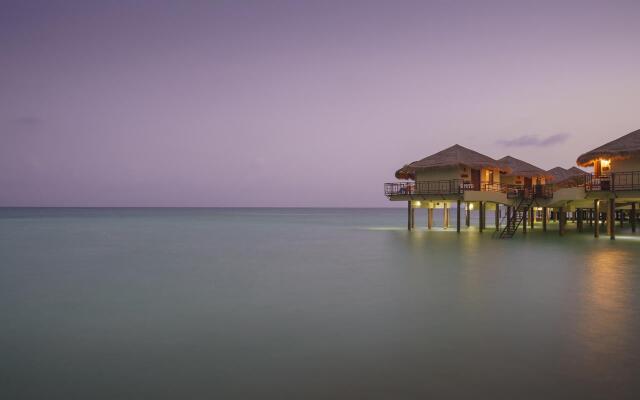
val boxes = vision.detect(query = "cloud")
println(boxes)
[497,133,570,147]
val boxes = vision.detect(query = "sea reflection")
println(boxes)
[577,247,634,377]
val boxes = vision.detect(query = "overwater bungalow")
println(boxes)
[386,144,515,234]
[385,129,640,239]
[498,156,550,197]
[574,128,640,239]
[547,166,588,188]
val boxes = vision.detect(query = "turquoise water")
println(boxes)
[1,208,639,399]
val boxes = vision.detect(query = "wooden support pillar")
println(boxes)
[457,199,461,233]
[608,200,615,240]
[577,208,583,232]
[407,201,412,231]
[428,208,433,229]
[594,200,599,238]
[559,207,565,236]
[479,201,484,233]
[506,206,512,228]
[542,207,547,232]
[465,203,471,227]
[495,204,500,231]
[411,205,416,230]
[443,202,449,229]
[523,208,527,234]
[620,209,624,228]
[529,207,534,230]
[632,203,637,233]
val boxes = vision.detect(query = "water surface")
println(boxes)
[1,208,639,399]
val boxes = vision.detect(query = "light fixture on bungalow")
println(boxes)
[469,203,474,210]
[600,159,611,168]
[414,201,421,207]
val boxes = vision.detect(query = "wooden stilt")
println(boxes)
[594,200,599,238]
[632,203,637,233]
[457,199,461,232]
[428,208,433,229]
[529,206,534,230]
[495,204,500,231]
[407,201,412,231]
[620,209,624,228]
[465,203,471,227]
[559,207,565,236]
[523,207,527,234]
[577,208,583,232]
[609,200,615,240]
[479,201,484,233]
[542,207,547,232]
[443,203,449,229]
[506,206,511,228]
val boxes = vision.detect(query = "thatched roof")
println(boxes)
[395,144,507,179]
[576,128,640,166]
[547,166,588,183]
[498,156,549,178]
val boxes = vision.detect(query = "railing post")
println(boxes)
[611,172,615,192]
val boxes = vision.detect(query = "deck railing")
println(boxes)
[384,180,466,196]
[585,172,640,192]
[384,180,511,196]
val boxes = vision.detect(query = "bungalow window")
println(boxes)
[487,170,494,184]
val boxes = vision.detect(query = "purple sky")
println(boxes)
[2,1,640,207]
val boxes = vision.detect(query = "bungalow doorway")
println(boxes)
[471,169,481,190]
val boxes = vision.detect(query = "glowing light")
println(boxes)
[468,203,474,210]
[413,201,421,207]
[600,159,611,168]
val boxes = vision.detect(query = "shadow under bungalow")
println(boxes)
[384,128,640,239]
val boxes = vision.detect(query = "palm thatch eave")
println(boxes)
[576,128,640,166]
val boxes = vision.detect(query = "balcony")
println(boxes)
[384,180,554,199]
[384,180,513,196]
[585,172,640,192]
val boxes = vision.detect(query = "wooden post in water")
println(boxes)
[632,203,637,233]
[577,208,583,232]
[620,209,624,228]
[506,206,511,228]
[479,201,484,233]
[495,204,500,231]
[443,202,449,229]
[523,207,527,234]
[407,201,412,231]
[428,208,433,229]
[456,199,461,233]
[411,204,415,230]
[542,207,547,232]
[559,207,565,236]
[529,207,534,230]
[594,200,599,238]
[608,200,615,240]
[465,203,471,227]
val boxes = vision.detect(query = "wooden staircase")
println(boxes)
[495,196,534,239]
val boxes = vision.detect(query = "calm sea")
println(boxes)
[1,208,639,399]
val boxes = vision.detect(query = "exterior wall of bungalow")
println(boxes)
[415,166,500,190]
[610,157,640,173]
[414,166,460,182]
[501,175,546,186]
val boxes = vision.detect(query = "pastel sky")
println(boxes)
[2,0,639,207]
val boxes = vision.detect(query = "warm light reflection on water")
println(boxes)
[578,248,634,377]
